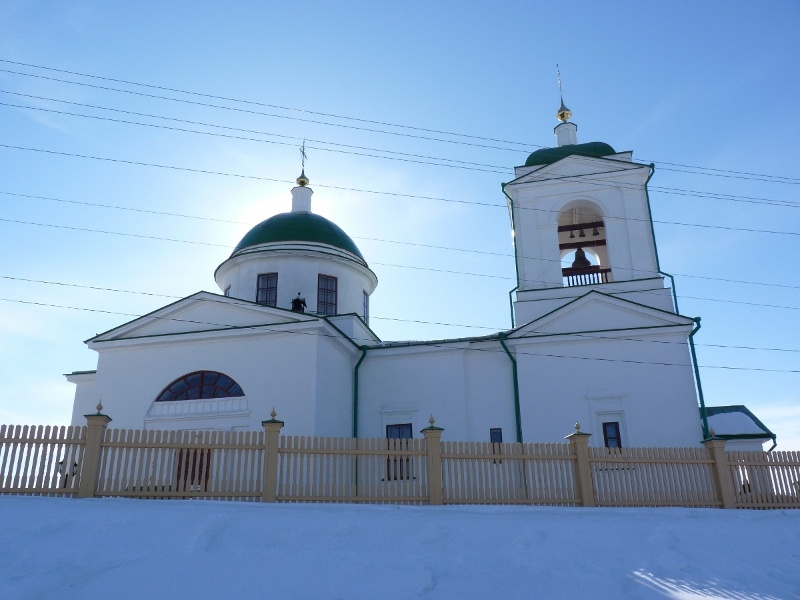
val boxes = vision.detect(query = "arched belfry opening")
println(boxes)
[557,204,611,287]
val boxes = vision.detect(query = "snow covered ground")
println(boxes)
[0,496,798,599]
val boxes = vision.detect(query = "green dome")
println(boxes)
[232,212,365,261]
[525,141,616,167]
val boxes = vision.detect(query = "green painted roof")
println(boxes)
[525,141,617,166]
[232,212,365,260]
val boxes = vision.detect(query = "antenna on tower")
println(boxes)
[555,64,572,123]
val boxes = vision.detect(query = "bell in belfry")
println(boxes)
[571,247,592,269]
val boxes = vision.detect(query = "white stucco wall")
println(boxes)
[66,371,98,424]
[357,340,517,442]
[506,157,659,296]
[511,329,704,447]
[215,247,376,317]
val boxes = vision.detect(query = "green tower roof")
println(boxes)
[232,212,365,261]
[525,141,617,167]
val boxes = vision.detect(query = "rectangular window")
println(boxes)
[603,421,622,449]
[224,285,231,297]
[362,291,369,325]
[489,428,503,444]
[490,428,503,461]
[386,423,412,480]
[317,274,337,315]
[256,273,278,307]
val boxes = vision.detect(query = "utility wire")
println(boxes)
[3,275,799,341]
[3,212,800,292]
[0,100,508,174]
[2,143,797,217]
[0,90,510,171]
[0,58,533,148]
[2,295,798,373]
[3,58,799,184]
[0,67,521,152]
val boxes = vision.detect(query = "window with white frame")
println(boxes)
[362,290,369,325]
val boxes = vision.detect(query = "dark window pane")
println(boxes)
[603,422,622,448]
[386,423,412,439]
[155,371,246,402]
[317,275,338,315]
[490,428,503,444]
[257,273,278,307]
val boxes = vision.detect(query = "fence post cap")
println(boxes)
[421,414,443,433]
[566,422,591,440]
[84,413,112,425]
[262,407,285,426]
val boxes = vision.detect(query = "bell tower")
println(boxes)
[503,100,675,325]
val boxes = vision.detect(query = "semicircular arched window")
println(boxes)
[155,371,244,402]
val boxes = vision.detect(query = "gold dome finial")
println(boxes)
[556,64,572,123]
[556,98,572,123]
[296,169,309,186]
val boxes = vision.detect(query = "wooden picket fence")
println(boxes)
[1,416,799,509]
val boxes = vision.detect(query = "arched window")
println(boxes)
[557,204,611,286]
[155,371,244,402]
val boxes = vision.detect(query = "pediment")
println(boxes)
[510,154,648,187]
[89,292,318,342]
[508,291,693,338]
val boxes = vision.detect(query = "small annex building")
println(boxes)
[67,102,775,451]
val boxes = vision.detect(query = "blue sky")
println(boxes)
[1,1,798,448]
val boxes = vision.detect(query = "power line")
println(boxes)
[0,67,522,152]
[0,90,511,171]
[4,210,800,292]
[2,142,798,220]
[3,57,799,185]
[4,274,799,346]
[0,58,533,148]
[2,294,798,373]
[0,99,508,174]
[6,88,800,188]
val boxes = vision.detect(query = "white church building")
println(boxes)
[67,102,776,451]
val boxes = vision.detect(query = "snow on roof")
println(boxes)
[704,405,775,440]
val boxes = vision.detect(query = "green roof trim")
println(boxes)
[525,141,617,167]
[233,212,365,261]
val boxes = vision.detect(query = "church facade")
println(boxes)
[67,105,775,450]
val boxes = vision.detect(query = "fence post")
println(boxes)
[566,423,595,507]
[703,436,735,509]
[78,404,112,499]
[421,416,444,506]
[262,409,284,503]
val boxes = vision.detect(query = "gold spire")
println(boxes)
[556,64,572,123]
[296,169,309,186]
